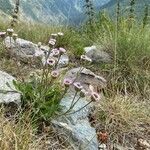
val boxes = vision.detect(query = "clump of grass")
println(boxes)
[0,108,34,150]
[96,95,150,146]
[0,107,73,150]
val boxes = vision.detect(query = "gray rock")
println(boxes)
[52,92,99,150]
[4,37,69,68]
[0,70,21,105]
[42,53,69,68]
[4,36,46,64]
[58,54,69,68]
[84,45,111,63]
[64,67,107,91]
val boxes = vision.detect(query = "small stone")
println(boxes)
[0,71,21,105]
[84,45,111,63]
[99,143,107,150]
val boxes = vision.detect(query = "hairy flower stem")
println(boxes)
[66,100,92,115]
[10,37,24,81]
[70,91,78,107]
[41,48,51,85]
[73,67,84,83]
[60,88,68,100]
[54,54,61,69]
[69,96,81,110]
[59,91,79,116]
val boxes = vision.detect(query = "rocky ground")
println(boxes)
[0,32,150,150]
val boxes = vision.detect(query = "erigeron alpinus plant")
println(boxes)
[0,30,101,122]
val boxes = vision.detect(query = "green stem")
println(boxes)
[70,96,81,109]
[70,91,78,108]
[73,67,84,83]
[66,100,92,115]
[54,54,61,69]
[60,91,78,116]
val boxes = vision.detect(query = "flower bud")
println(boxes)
[0,32,6,39]
[7,29,14,37]
[57,32,64,36]
[59,47,66,55]
[12,33,18,41]
[80,89,88,98]
[73,82,83,92]
[81,55,92,63]
[38,42,42,48]
[91,92,100,102]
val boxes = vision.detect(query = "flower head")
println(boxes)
[50,38,56,42]
[51,48,60,57]
[59,47,66,55]
[12,33,18,41]
[80,89,88,98]
[7,29,14,36]
[37,42,42,48]
[51,70,59,79]
[0,32,6,38]
[51,33,58,38]
[47,58,55,66]
[57,32,64,36]
[81,55,92,63]
[73,82,83,92]
[49,39,56,46]
[91,92,100,102]
[63,78,73,87]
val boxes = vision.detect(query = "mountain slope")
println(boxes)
[100,0,150,18]
[0,0,111,24]
[0,0,149,24]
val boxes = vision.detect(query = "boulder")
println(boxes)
[52,68,106,150]
[52,92,99,150]
[4,37,69,68]
[57,54,69,68]
[64,67,107,91]
[4,36,43,61]
[0,70,21,105]
[84,45,111,63]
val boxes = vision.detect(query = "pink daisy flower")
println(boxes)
[51,48,60,57]
[51,70,59,79]
[59,47,66,54]
[47,58,55,66]
[63,78,73,87]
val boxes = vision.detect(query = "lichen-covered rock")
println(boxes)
[64,67,107,91]
[4,36,44,62]
[0,70,21,105]
[4,37,69,68]
[84,45,111,63]
[52,92,99,150]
